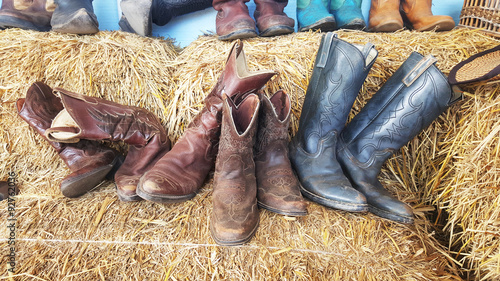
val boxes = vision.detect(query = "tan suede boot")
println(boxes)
[400,0,455,31]
[368,0,403,32]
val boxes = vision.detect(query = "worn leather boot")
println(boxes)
[289,33,378,212]
[137,40,276,203]
[337,53,462,224]
[50,0,98,34]
[119,0,153,36]
[152,0,213,26]
[297,0,336,32]
[0,0,52,31]
[211,93,260,246]
[253,0,294,37]
[213,0,257,40]
[17,82,123,198]
[44,87,171,201]
[368,0,403,32]
[400,0,455,31]
[255,91,307,216]
[330,0,365,30]
[0,180,19,201]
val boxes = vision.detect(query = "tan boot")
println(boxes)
[254,91,307,216]
[368,0,403,32]
[211,94,260,246]
[400,0,455,31]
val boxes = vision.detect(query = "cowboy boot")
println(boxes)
[337,53,462,224]
[253,0,294,37]
[119,0,153,36]
[152,0,213,26]
[0,0,52,31]
[289,32,378,212]
[211,93,260,246]
[137,40,276,203]
[368,0,403,32]
[296,0,336,32]
[44,87,171,201]
[50,0,98,34]
[17,82,123,198]
[213,0,258,40]
[400,0,455,31]
[255,91,307,216]
[330,0,365,30]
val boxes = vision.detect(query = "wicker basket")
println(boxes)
[459,0,500,37]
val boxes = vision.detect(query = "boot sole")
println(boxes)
[135,181,197,204]
[210,218,259,246]
[368,20,404,32]
[299,185,368,212]
[299,18,337,32]
[368,205,414,224]
[337,19,366,31]
[218,29,258,41]
[0,14,50,31]
[116,188,142,202]
[259,25,294,37]
[60,157,122,198]
[257,201,307,217]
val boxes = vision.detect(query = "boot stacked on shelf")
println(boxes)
[290,32,461,224]
[368,0,455,32]
[0,0,99,34]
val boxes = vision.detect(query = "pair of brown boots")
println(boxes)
[368,0,455,32]
[213,0,294,40]
[17,82,171,201]
[0,0,98,34]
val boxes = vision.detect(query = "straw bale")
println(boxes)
[1,27,497,280]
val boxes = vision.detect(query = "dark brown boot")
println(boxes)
[0,0,52,31]
[51,0,99,34]
[210,93,260,246]
[213,0,257,40]
[137,40,276,204]
[253,0,294,37]
[44,87,171,202]
[17,82,123,198]
[255,91,307,216]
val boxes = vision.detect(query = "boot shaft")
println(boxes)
[152,0,213,26]
[295,33,377,154]
[339,52,460,168]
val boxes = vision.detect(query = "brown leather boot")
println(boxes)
[253,0,294,37]
[211,93,260,246]
[44,87,171,202]
[254,91,307,216]
[0,0,53,31]
[368,0,403,32]
[17,82,123,198]
[213,0,258,40]
[400,0,455,31]
[136,40,276,203]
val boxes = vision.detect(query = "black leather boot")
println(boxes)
[152,0,213,26]
[337,52,462,224]
[289,32,378,212]
[51,0,99,34]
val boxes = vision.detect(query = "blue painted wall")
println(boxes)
[1,0,465,47]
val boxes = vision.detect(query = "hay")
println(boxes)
[1,27,498,280]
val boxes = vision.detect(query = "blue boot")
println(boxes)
[330,0,365,30]
[297,0,336,32]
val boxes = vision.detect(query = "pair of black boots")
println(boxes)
[290,33,461,224]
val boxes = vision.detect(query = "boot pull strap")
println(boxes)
[403,54,437,87]
[316,32,338,68]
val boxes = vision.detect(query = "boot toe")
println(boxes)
[51,8,99,34]
[210,217,259,246]
[115,175,142,201]
[136,172,197,203]
[413,16,455,32]
[258,192,308,216]
[367,195,414,224]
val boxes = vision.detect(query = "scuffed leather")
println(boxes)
[0,0,52,31]
[253,0,294,35]
[400,0,455,31]
[289,33,377,212]
[337,52,457,224]
[368,0,403,32]
[254,91,307,216]
[211,94,260,246]
[212,0,257,39]
[17,82,121,198]
[51,0,99,34]
[45,87,170,201]
[137,40,276,203]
